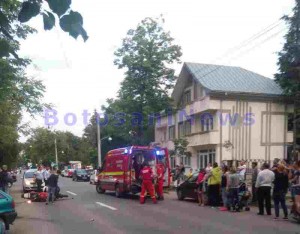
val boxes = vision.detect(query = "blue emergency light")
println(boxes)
[156,150,165,156]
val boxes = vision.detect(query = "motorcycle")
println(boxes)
[21,186,69,202]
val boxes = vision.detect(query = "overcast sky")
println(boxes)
[19,0,294,141]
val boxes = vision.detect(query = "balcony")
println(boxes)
[185,131,219,147]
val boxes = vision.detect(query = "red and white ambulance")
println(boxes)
[95,145,171,197]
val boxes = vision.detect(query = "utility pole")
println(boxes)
[97,117,101,168]
[55,138,58,166]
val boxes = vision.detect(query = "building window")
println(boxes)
[184,120,192,135]
[201,115,213,132]
[183,90,191,105]
[180,155,191,166]
[197,149,216,169]
[170,156,176,168]
[178,122,184,137]
[288,113,293,132]
[178,121,192,137]
[168,126,175,140]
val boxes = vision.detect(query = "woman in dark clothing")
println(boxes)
[273,164,289,220]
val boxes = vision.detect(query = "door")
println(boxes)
[185,173,199,199]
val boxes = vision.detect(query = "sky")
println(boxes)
[19,0,294,141]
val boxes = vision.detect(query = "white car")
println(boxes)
[63,170,69,177]
[22,169,45,193]
[89,170,98,185]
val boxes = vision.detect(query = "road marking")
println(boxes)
[96,202,117,211]
[66,191,77,196]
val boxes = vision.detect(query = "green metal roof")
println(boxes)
[185,62,283,95]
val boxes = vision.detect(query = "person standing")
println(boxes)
[46,170,58,205]
[251,162,259,203]
[273,164,289,220]
[187,168,193,178]
[255,163,275,215]
[226,167,240,211]
[140,162,157,204]
[0,165,8,193]
[238,161,247,181]
[207,162,222,208]
[219,166,229,211]
[196,169,206,206]
[34,166,44,192]
[43,166,50,186]
[156,165,164,200]
[205,163,212,174]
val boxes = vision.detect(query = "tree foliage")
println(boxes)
[102,17,182,145]
[275,0,300,150]
[17,0,88,41]
[24,127,91,166]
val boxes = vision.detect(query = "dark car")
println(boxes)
[72,169,90,182]
[176,172,200,201]
[0,190,17,232]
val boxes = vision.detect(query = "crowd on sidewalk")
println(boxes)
[174,159,300,221]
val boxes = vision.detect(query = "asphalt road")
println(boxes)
[8,174,300,234]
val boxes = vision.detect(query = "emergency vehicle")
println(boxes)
[95,145,170,197]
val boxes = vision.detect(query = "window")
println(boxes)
[197,149,216,169]
[184,120,192,135]
[288,113,293,132]
[180,155,191,166]
[178,121,192,137]
[201,115,213,132]
[184,90,191,105]
[168,126,175,140]
[170,156,176,169]
[178,122,184,137]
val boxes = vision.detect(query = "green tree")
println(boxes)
[110,16,182,144]
[275,0,300,152]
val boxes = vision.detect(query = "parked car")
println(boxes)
[0,190,17,232]
[22,169,45,193]
[176,172,200,201]
[72,169,90,182]
[61,170,65,177]
[85,169,93,176]
[63,170,69,177]
[89,170,98,185]
[67,169,75,178]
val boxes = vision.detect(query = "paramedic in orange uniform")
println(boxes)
[140,162,157,204]
[156,165,164,200]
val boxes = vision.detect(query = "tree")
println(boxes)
[275,0,300,153]
[112,16,182,144]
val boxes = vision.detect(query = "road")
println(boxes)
[8,175,300,234]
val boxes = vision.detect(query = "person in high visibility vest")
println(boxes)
[156,165,164,200]
[140,162,157,204]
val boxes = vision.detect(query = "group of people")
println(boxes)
[192,159,300,221]
[33,166,61,205]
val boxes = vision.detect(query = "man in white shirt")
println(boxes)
[43,166,50,186]
[255,162,275,215]
[34,166,44,192]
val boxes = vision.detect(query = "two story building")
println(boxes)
[155,62,294,170]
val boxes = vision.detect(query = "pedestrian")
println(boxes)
[34,166,44,192]
[219,165,229,211]
[255,162,275,216]
[196,169,206,206]
[43,166,50,186]
[0,165,9,193]
[46,169,58,205]
[273,164,289,220]
[187,168,193,178]
[205,163,212,174]
[140,162,157,204]
[207,162,222,208]
[156,164,164,200]
[237,161,247,181]
[271,158,280,171]
[251,162,259,203]
[179,162,185,180]
[226,167,240,212]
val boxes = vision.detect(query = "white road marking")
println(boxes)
[66,191,77,196]
[96,202,117,211]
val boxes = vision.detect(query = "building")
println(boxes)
[155,62,294,169]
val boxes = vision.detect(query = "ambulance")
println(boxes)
[95,145,171,197]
